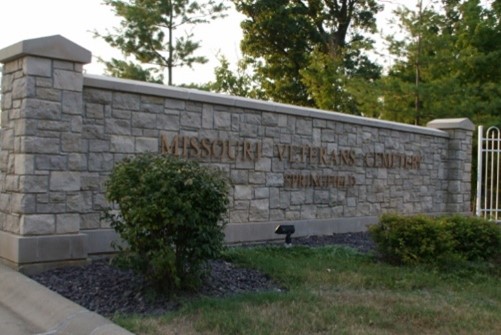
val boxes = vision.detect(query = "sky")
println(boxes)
[0,0,420,86]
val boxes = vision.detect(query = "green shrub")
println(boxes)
[370,213,501,266]
[369,213,455,265]
[104,154,230,292]
[442,215,501,261]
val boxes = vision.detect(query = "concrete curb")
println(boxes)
[0,263,134,335]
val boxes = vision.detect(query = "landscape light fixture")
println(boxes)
[275,224,295,247]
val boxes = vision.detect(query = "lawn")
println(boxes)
[114,245,501,335]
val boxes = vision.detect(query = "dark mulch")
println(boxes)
[29,232,374,317]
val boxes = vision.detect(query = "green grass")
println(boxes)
[113,245,501,335]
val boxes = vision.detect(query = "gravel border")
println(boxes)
[30,232,374,317]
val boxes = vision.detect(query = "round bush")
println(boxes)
[369,213,455,265]
[442,215,501,261]
[104,154,230,292]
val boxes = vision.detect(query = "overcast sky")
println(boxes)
[0,0,419,85]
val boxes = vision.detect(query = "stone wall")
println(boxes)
[0,35,474,271]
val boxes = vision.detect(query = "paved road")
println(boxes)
[0,303,45,335]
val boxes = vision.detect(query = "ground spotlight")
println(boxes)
[275,224,295,247]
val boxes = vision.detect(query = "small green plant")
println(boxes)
[369,213,455,265]
[104,154,230,292]
[370,213,501,266]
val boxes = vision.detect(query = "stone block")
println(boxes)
[54,69,83,91]
[110,135,135,153]
[22,56,52,77]
[240,123,258,137]
[106,119,131,135]
[234,185,252,200]
[3,59,22,73]
[36,77,53,88]
[269,209,285,221]
[249,172,265,184]
[34,155,67,170]
[202,104,214,128]
[291,191,306,205]
[165,98,185,110]
[81,212,101,229]
[80,172,101,191]
[93,193,108,211]
[56,214,81,234]
[88,139,110,152]
[132,112,157,129]
[301,205,317,219]
[214,111,231,129]
[20,214,55,235]
[230,210,249,223]
[135,137,158,152]
[85,102,104,119]
[5,175,20,192]
[88,153,114,172]
[19,175,49,193]
[113,92,140,110]
[249,199,269,221]
[157,114,180,130]
[84,88,112,104]
[180,111,202,128]
[83,124,106,140]
[254,187,269,199]
[12,77,36,99]
[10,193,36,214]
[62,91,83,115]
[3,213,21,234]
[230,170,248,184]
[266,173,283,187]
[14,154,35,174]
[61,133,82,152]
[22,99,61,120]
[67,193,85,212]
[54,60,76,70]
[50,171,80,191]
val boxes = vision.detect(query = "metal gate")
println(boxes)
[476,126,501,222]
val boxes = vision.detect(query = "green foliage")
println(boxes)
[443,215,501,261]
[382,0,501,126]
[100,58,164,83]
[369,213,455,265]
[96,0,228,85]
[197,55,266,100]
[233,0,382,109]
[104,154,230,292]
[370,213,501,266]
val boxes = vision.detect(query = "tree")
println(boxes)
[96,0,228,85]
[382,0,501,127]
[232,0,382,113]
[199,55,266,99]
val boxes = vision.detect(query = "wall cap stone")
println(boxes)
[0,35,91,64]
[84,74,450,138]
[427,118,475,131]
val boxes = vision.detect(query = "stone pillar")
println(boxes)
[0,35,91,272]
[427,118,475,215]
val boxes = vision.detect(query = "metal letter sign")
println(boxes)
[476,126,501,222]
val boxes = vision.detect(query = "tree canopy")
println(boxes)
[231,0,383,112]
[96,0,227,85]
[381,0,501,126]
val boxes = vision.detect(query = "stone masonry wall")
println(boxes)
[0,35,474,270]
[81,81,452,232]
